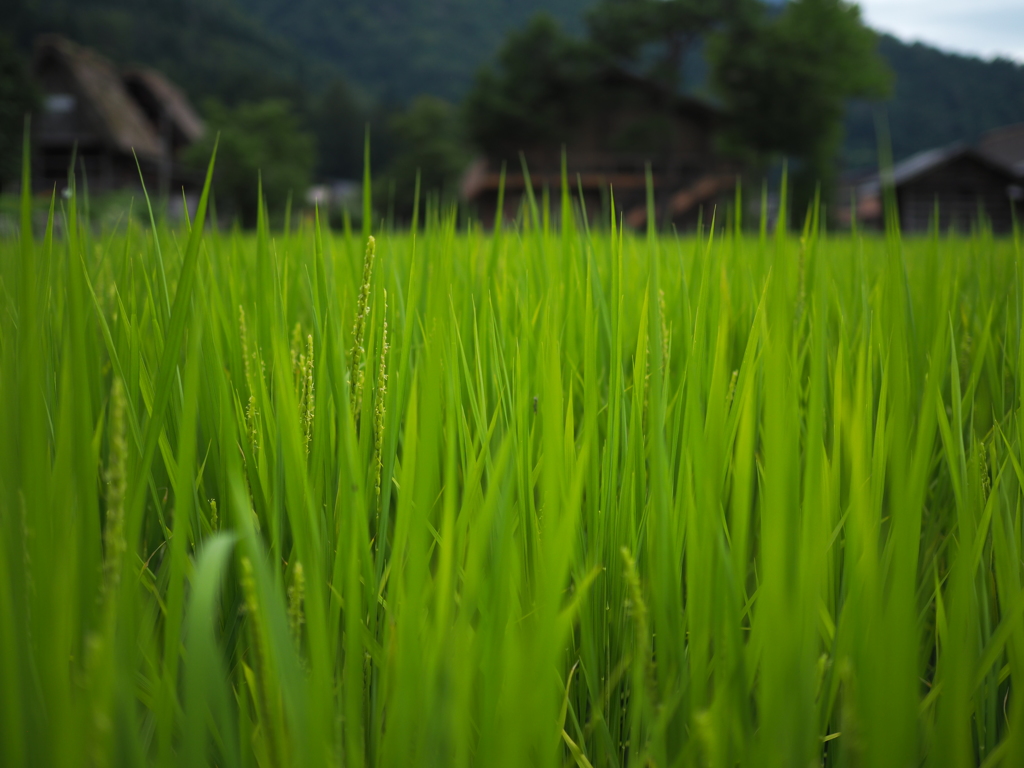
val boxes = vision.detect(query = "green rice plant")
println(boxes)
[2,140,1024,768]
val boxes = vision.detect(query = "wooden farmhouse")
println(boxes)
[841,144,1022,234]
[30,35,205,195]
[461,70,737,230]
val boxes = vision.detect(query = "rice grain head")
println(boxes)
[350,235,376,418]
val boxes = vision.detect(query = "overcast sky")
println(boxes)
[856,0,1024,62]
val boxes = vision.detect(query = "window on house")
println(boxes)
[44,94,76,114]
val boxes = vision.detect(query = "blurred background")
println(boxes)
[1,0,1022,231]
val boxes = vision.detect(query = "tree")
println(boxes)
[464,5,758,160]
[185,99,315,227]
[0,35,39,191]
[465,15,603,157]
[711,0,891,212]
[585,0,752,92]
[376,96,471,219]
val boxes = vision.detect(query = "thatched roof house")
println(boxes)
[31,35,204,194]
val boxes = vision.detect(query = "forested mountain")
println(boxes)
[845,35,1024,170]
[242,0,594,102]
[8,0,1024,169]
[8,0,319,105]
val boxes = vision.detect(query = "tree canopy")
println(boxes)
[585,0,752,91]
[465,16,603,157]
[467,0,890,216]
[185,99,315,226]
[376,96,471,219]
[711,0,891,198]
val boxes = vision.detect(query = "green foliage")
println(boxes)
[0,35,38,190]
[710,0,890,205]
[375,96,470,218]
[185,99,315,226]
[465,15,603,156]
[311,78,368,181]
[463,6,743,157]
[467,0,890,210]
[4,147,1024,767]
[586,0,750,90]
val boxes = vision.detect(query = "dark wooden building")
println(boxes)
[842,144,1020,234]
[30,35,204,195]
[461,70,737,230]
[979,123,1024,178]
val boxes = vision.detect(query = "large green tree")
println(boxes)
[465,15,603,157]
[585,0,753,91]
[711,0,891,210]
[468,1,890,221]
[185,99,315,227]
[376,96,471,219]
[465,4,748,156]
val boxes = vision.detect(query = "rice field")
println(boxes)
[2,146,1024,768]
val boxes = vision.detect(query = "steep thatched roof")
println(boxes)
[33,35,164,161]
[123,68,205,145]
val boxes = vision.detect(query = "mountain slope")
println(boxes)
[10,0,1024,169]
[9,0,593,104]
[241,0,594,102]
[9,0,325,104]
[845,35,1024,169]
